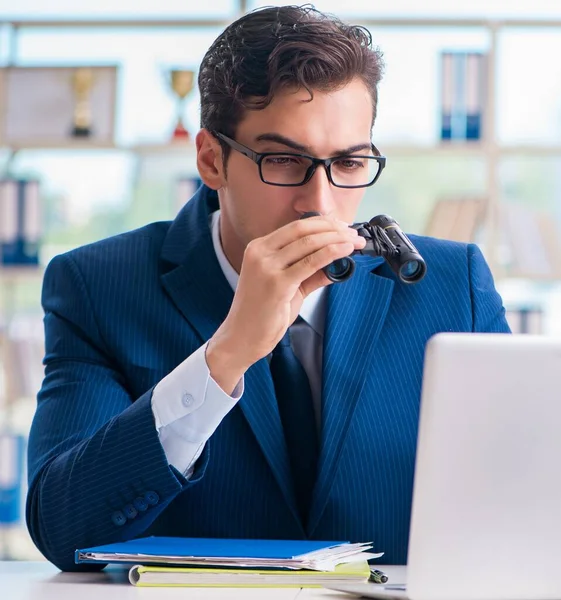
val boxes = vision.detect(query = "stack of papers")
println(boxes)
[75,536,382,572]
[128,561,372,588]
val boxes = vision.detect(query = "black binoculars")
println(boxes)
[301,212,427,284]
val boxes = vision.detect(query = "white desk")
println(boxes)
[0,561,406,600]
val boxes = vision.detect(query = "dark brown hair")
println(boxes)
[198,4,384,159]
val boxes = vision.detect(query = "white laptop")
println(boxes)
[327,333,561,600]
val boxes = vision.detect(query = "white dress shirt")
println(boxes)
[151,210,326,477]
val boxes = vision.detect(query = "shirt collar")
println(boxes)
[210,210,325,337]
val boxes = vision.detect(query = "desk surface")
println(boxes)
[0,561,406,600]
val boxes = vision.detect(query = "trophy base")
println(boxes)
[172,122,190,142]
[71,126,92,137]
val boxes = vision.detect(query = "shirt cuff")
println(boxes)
[151,342,243,442]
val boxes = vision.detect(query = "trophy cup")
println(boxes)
[70,67,95,137]
[168,69,194,142]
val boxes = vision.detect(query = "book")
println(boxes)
[440,51,454,140]
[128,560,371,587]
[75,536,382,571]
[0,431,25,524]
[440,51,485,142]
[465,52,485,140]
[0,178,41,266]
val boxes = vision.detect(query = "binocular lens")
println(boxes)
[399,260,425,282]
[324,257,355,283]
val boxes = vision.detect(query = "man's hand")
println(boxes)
[206,215,366,394]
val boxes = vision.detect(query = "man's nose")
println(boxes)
[293,164,336,215]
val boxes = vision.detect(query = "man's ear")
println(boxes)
[196,129,226,190]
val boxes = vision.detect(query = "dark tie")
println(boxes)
[270,325,319,525]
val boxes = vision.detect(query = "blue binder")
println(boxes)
[0,178,41,266]
[75,536,376,569]
[0,432,25,524]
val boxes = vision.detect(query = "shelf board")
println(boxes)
[4,140,118,151]
[0,266,43,283]
[3,17,561,29]
[0,18,232,29]
[500,145,561,156]
[381,143,486,156]
[2,142,561,157]
[381,143,561,157]
[130,142,197,155]
[0,141,197,153]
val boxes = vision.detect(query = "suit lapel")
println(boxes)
[308,256,395,535]
[159,186,299,526]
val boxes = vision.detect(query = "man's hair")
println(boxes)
[198,4,385,159]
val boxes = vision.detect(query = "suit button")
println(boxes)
[123,504,138,519]
[182,392,196,408]
[111,510,126,527]
[144,491,160,506]
[133,496,148,512]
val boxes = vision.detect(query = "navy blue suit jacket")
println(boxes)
[26,184,510,571]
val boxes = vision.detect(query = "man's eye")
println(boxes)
[335,159,363,170]
[265,156,300,165]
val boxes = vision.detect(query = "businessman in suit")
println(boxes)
[26,5,510,571]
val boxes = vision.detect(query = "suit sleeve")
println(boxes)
[26,253,210,572]
[467,244,511,333]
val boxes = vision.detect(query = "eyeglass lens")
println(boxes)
[260,154,380,186]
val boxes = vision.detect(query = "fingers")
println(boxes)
[263,215,352,253]
[299,269,335,298]
[279,228,361,268]
[287,240,360,285]
[242,216,366,292]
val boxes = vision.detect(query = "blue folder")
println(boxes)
[74,536,375,569]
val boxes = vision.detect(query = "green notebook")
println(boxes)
[128,560,371,588]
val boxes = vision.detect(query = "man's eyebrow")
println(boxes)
[254,133,372,156]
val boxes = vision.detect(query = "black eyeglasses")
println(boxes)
[214,132,386,189]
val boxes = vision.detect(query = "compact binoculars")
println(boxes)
[301,212,427,284]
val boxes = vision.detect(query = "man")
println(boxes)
[26,5,510,572]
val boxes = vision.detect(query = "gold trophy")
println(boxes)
[168,69,194,142]
[70,67,95,137]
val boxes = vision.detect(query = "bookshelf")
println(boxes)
[0,15,560,274]
[0,15,559,281]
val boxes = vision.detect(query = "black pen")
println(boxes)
[369,569,389,584]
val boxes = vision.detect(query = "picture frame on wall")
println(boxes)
[0,65,118,147]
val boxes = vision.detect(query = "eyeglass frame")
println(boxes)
[213,131,387,189]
